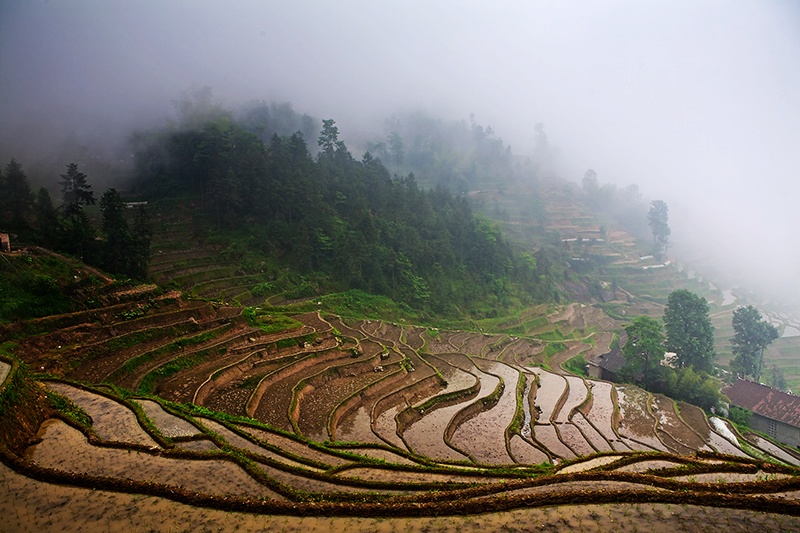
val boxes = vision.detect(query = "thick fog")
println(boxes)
[2,1,799,307]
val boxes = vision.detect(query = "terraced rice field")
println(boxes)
[6,357,800,528]
[8,286,800,470]
[4,209,800,525]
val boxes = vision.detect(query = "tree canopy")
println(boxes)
[59,162,96,219]
[730,305,779,381]
[0,158,152,280]
[664,289,715,373]
[128,114,563,318]
[1,158,35,230]
[622,315,665,387]
[622,312,723,410]
[98,189,150,279]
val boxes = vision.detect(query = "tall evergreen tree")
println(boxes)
[59,163,96,262]
[33,187,60,247]
[59,163,96,218]
[100,188,134,275]
[730,305,779,381]
[318,119,344,157]
[2,158,35,229]
[622,315,666,387]
[663,289,715,373]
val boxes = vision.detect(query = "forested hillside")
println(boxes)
[127,108,563,320]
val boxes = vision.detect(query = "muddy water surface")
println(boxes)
[134,399,200,438]
[530,368,566,422]
[557,455,623,473]
[198,418,317,470]
[707,430,749,457]
[45,382,157,446]
[403,399,471,462]
[557,422,594,456]
[508,434,549,464]
[534,424,575,459]
[584,381,617,442]
[373,405,407,450]
[616,386,667,452]
[402,359,485,462]
[174,439,219,452]
[449,361,517,464]
[617,459,686,473]
[556,376,588,423]
[336,406,382,444]
[235,424,352,467]
[26,419,283,500]
[651,394,706,451]
[571,412,613,452]
[749,435,800,466]
[297,372,384,441]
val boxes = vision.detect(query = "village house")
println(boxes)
[724,379,800,448]
[587,345,626,382]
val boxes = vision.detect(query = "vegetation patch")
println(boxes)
[563,354,588,376]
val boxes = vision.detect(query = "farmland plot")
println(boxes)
[616,385,669,452]
[530,368,566,423]
[294,360,393,441]
[8,260,797,527]
[134,399,200,438]
[583,381,626,450]
[449,360,519,464]
[569,413,611,452]
[533,424,575,460]
[26,420,283,500]
[45,382,157,446]
[651,394,709,453]
[556,423,595,456]
[508,434,549,464]
[556,376,588,423]
[402,357,485,462]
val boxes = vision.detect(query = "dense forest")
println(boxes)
[1,98,567,321]
[129,103,563,318]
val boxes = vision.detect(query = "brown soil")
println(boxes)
[5,462,795,533]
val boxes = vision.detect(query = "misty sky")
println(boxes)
[1,1,799,305]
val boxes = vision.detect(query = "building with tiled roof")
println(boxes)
[587,346,626,382]
[724,379,800,447]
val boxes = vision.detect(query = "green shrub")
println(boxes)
[729,405,752,427]
[563,354,588,376]
[250,282,274,297]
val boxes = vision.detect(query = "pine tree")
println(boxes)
[2,158,35,229]
[59,163,96,262]
[59,163,95,218]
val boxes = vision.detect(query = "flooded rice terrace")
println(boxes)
[6,313,800,528]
